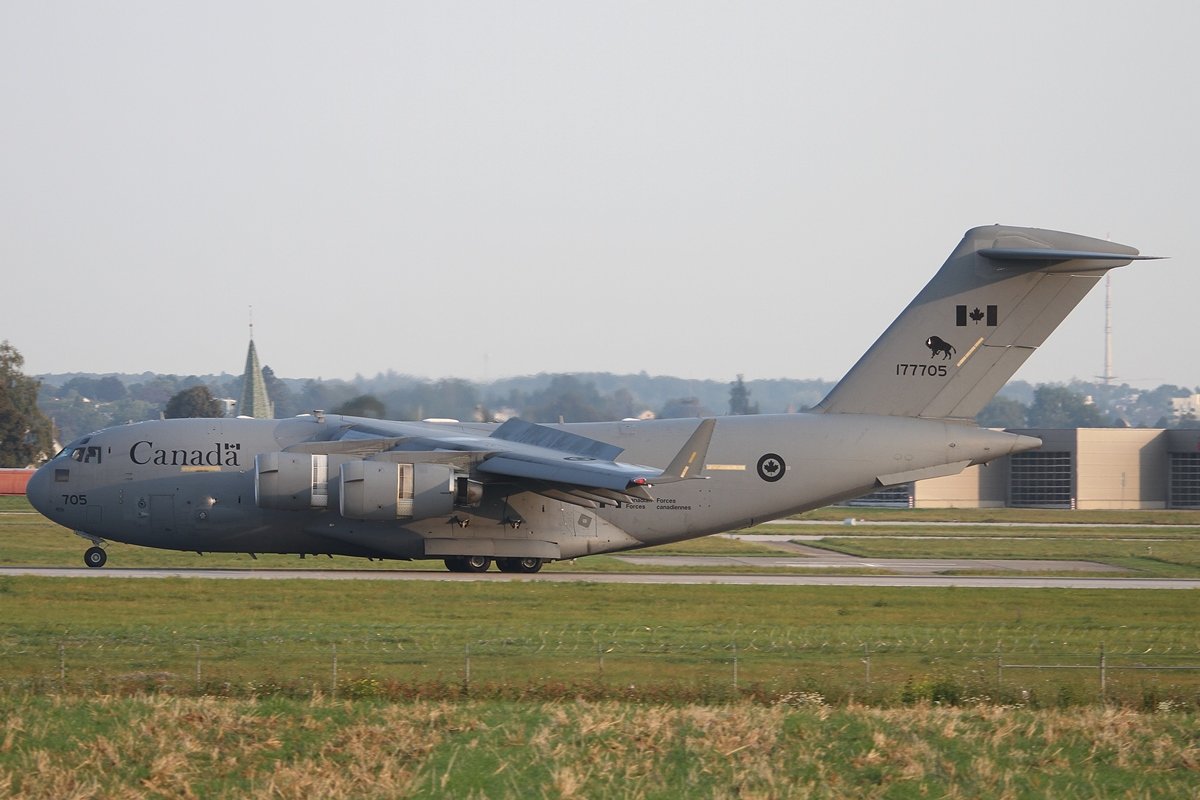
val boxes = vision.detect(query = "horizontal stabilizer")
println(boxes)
[980,247,1163,266]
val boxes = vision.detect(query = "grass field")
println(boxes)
[2,497,1199,706]
[1,696,1196,799]
[3,496,1199,795]
[806,536,1200,578]
[797,505,1200,525]
[1,576,1197,709]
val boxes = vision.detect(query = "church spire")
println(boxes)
[237,310,273,419]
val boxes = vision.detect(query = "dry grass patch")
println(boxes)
[0,692,1197,798]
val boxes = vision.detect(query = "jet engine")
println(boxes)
[255,452,330,510]
[339,460,459,521]
[256,452,484,522]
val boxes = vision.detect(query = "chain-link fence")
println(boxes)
[4,625,1199,707]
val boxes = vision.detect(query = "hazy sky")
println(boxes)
[3,2,1196,388]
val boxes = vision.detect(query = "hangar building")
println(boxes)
[860,428,1200,510]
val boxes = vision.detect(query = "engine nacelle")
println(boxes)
[340,460,458,521]
[255,453,329,510]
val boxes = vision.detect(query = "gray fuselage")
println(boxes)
[27,412,1033,562]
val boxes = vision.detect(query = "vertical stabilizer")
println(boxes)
[813,226,1156,420]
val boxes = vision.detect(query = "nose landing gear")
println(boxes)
[84,546,107,568]
[74,531,108,569]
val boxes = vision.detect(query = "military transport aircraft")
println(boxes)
[27,225,1155,572]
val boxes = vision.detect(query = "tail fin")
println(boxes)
[813,225,1159,420]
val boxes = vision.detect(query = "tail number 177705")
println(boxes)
[895,364,948,377]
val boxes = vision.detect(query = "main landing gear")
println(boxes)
[443,556,543,573]
[84,546,107,568]
[498,557,543,573]
[443,555,491,573]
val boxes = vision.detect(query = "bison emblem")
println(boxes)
[925,336,955,360]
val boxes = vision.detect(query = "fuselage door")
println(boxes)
[150,494,176,534]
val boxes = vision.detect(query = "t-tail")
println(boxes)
[813,225,1159,420]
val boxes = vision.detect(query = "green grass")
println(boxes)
[0,696,1195,798]
[811,536,1200,577]
[4,499,1200,703]
[0,496,33,512]
[6,496,1198,795]
[6,577,1195,639]
[759,522,1200,539]
[798,505,1200,525]
[1,578,1197,707]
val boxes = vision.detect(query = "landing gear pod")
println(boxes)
[255,453,329,510]
[340,461,458,521]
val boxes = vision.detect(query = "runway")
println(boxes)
[0,566,1196,589]
[3,520,1194,589]
[641,537,1129,575]
[612,554,1128,574]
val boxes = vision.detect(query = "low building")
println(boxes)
[853,428,1200,510]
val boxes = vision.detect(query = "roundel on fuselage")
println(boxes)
[756,453,785,482]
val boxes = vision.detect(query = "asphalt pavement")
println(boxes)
[0,566,1195,589]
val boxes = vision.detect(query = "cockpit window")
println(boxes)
[59,438,100,464]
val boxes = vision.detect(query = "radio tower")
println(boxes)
[1103,274,1114,385]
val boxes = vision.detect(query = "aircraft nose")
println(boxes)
[25,463,53,518]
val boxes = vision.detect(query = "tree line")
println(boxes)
[4,339,1200,466]
[32,369,831,444]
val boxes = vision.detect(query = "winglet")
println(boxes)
[645,419,716,485]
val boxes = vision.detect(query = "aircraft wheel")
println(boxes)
[84,547,107,569]
[462,555,492,573]
[498,557,542,573]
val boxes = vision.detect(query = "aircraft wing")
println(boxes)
[473,417,715,505]
[473,417,682,499]
[476,453,657,493]
[285,437,411,458]
[290,415,714,506]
